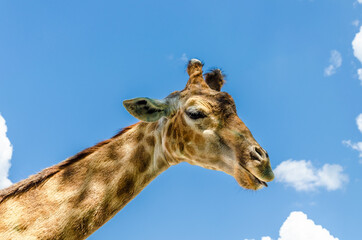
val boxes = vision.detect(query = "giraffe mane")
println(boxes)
[0,123,138,203]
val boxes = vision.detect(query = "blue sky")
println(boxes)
[1,0,362,239]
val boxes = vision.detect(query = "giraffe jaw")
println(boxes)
[234,163,268,190]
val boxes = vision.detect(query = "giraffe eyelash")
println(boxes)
[185,110,207,120]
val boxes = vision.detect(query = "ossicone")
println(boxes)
[204,69,225,91]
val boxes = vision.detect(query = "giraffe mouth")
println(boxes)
[255,176,268,187]
[246,168,268,187]
[237,163,268,188]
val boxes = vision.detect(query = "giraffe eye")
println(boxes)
[186,110,207,120]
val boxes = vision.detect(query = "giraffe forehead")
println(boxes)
[181,92,235,112]
[184,96,213,110]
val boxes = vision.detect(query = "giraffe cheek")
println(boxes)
[185,145,196,155]
[202,129,215,137]
[178,142,185,153]
[193,133,205,151]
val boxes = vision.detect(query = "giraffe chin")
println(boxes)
[234,164,268,191]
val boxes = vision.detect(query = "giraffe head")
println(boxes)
[123,59,274,190]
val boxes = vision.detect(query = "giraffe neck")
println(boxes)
[0,122,170,240]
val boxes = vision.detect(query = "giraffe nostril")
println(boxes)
[250,151,261,162]
[250,146,267,162]
[255,147,264,158]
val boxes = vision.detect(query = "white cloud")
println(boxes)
[167,53,188,63]
[0,114,13,189]
[352,20,360,27]
[166,54,174,60]
[358,68,362,84]
[343,140,362,160]
[352,26,362,83]
[357,113,362,133]
[324,65,335,77]
[274,160,348,191]
[358,0,362,4]
[343,114,362,162]
[250,212,339,240]
[180,53,188,62]
[353,27,362,62]
[278,211,339,240]
[244,237,272,240]
[324,50,342,76]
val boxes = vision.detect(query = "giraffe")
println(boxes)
[0,59,274,240]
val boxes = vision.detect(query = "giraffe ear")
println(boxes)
[123,97,171,122]
[204,69,225,91]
